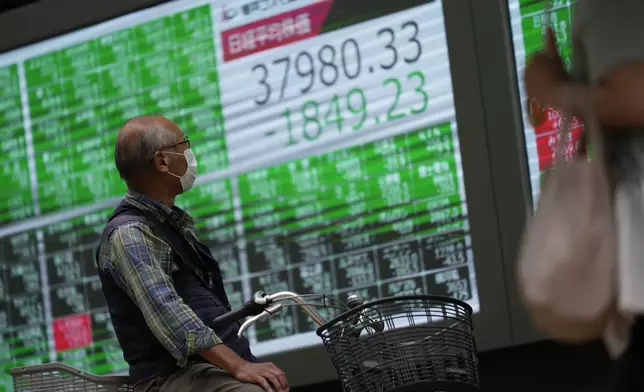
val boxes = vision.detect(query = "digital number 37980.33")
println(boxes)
[251,20,422,106]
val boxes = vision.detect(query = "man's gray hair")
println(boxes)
[114,116,178,185]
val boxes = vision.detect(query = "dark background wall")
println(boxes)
[293,340,612,392]
[0,0,168,52]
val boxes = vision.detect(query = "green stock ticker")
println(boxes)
[273,70,430,147]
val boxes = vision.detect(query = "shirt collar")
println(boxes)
[125,189,194,229]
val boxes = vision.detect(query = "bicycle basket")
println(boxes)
[10,362,134,392]
[316,295,480,392]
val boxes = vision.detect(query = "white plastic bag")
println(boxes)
[518,103,617,342]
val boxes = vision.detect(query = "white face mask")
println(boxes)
[165,149,198,192]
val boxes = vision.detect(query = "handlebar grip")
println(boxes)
[212,300,267,327]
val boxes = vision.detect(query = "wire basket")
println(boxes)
[10,362,134,392]
[316,295,480,392]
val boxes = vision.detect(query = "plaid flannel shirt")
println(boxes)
[97,189,222,367]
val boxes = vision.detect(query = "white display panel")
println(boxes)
[0,0,480,388]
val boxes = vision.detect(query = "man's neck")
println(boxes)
[156,195,175,208]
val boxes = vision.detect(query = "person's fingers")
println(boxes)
[546,26,558,56]
[270,368,288,391]
[275,371,288,391]
[261,370,284,392]
[267,362,289,391]
[253,363,288,391]
[254,374,273,392]
[261,363,288,391]
[545,27,565,67]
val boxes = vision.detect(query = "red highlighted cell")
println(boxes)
[53,313,92,352]
[533,106,584,170]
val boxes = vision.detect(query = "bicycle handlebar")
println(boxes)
[212,291,271,328]
[213,290,339,338]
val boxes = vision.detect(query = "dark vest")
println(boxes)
[95,200,255,384]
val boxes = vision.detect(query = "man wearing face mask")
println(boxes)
[95,115,289,392]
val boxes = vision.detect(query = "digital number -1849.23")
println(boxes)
[281,70,429,146]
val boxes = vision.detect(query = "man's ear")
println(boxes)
[153,151,171,173]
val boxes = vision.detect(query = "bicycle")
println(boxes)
[10,291,480,392]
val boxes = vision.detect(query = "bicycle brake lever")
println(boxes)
[237,303,283,337]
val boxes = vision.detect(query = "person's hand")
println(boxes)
[524,27,569,107]
[232,360,289,392]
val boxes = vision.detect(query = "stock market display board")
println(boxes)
[507,0,583,203]
[0,1,480,390]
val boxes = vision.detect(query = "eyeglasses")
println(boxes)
[149,136,191,162]
[161,135,191,151]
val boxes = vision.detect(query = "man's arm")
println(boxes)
[105,222,230,367]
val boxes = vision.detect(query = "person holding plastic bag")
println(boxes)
[523,0,644,390]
